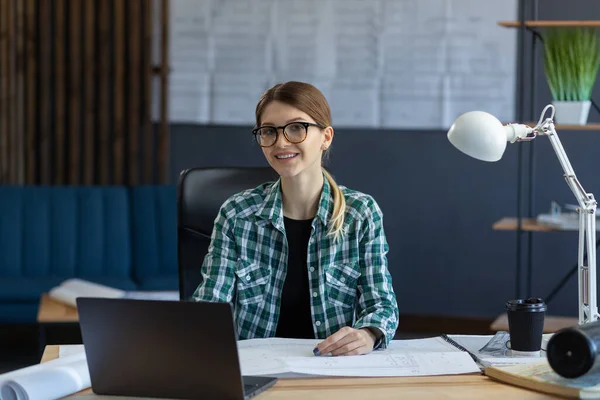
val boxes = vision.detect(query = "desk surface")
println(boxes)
[37,294,79,323]
[41,346,557,399]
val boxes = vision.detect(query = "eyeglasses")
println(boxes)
[252,122,325,147]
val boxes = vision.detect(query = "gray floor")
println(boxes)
[0,349,39,374]
[0,325,40,374]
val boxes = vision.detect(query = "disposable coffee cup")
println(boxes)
[506,297,546,353]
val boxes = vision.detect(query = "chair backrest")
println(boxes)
[177,167,279,300]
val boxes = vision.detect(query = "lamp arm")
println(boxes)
[544,123,595,211]
[544,123,598,323]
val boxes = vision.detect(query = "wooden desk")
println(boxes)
[491,313,578,333]
[37,294,79,323]
[41,346,557,399]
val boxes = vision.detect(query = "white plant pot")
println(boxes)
[552,100,591,125]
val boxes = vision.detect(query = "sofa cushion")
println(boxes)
[0,302,40,324]
[130,186,178,288]
[0,186,133,282]
[136,276,179,291]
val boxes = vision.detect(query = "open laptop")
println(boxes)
[76,297,277,400]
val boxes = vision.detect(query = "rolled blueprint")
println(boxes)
[547,321,600,378]
[0,352,90,400]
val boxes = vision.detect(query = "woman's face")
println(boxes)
[258,101,333,179]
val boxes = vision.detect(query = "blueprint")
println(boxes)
[236,337,480,377]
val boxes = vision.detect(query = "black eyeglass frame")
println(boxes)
[251,122,326,147]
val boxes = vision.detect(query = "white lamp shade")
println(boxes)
[447,111,508,162]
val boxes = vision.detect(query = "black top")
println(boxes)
[275,216,315,339]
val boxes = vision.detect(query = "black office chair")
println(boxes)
[177,167,279,301]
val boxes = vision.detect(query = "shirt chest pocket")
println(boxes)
[234,261,271,305]
[325,263,361,308]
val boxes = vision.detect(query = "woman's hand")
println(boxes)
[313,326,377,356]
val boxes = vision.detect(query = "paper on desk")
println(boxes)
[0,352,90,400]
[237,338,321,376]
[285,352,479,377]
[59,345,85,358]
[122,291,180,301]
[237,337,480,377]
[449,335,548,367]
[49,279,125,307]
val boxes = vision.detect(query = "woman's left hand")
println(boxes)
[313,326,376,356]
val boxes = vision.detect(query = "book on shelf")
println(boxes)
[485,361,600,399]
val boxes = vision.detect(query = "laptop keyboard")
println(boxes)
[244,383,257,392]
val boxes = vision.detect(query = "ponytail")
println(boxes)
[322,168,346,242]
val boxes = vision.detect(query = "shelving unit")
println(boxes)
[491,2,600,321]
[491,313,578,333]
[492,218,560,232]
[525,123,600,130]
[504,123,600,130]
[498,20,600,28]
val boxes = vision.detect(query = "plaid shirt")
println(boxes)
[193,176,399,348]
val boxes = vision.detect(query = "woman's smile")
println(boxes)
[274,152,299,162]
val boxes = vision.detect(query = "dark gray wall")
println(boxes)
[169,0,600,319]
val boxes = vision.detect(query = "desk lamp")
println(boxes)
[447,104,598,324]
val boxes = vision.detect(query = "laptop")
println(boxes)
[76,297,278,400]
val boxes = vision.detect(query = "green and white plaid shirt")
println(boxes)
[193,176,399,348]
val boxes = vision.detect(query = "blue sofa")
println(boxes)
[130,187,178,291]
[0,185,178,324]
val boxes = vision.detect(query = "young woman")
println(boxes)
[193,81,398,356]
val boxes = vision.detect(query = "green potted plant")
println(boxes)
[543,27,600,125]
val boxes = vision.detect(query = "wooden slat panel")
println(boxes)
[0,0,8,183]
[25,0,37,184]
[158,0,169,184]
[6,0,15,183]
[113,0,125,185]
[69,0,82,185]
[39,0,52,184]
[15,0,25,183]
[143,0,153,184]
[98,0,111,184]
[54,0,66,184]
[83,0,96,185]
[1,0,165,186]
[128,0,141,186]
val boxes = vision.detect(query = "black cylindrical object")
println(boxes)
[506,298,546,351]
[547,321,600,378]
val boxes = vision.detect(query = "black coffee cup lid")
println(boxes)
[506,297,547,312]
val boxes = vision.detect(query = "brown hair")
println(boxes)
[256,81,346,241]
